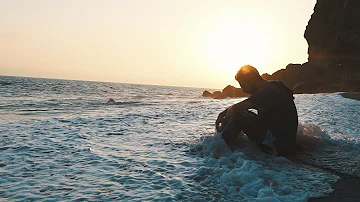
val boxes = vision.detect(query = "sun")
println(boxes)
[202,20,270,76]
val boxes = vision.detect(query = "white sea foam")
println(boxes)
[190,127,340,202]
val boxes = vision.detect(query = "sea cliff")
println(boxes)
[204,0,360,98]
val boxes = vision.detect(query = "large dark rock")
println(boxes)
[213,91,227,99]
[222,85,249,98]
[203,0,359,96]
[202,90,213,98]
[202,85,249,99]
[260,0,360,94]
[305,0,360,64]
[262,62,360,94]
[204,0,360,97]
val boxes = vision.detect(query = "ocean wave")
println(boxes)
[106,101,143,106]
[1,77,358,201]
[186,124,359,201]
[0,81,12,86]
[19,109,62,112]
[189,132,339,201]
[295,124,360,177]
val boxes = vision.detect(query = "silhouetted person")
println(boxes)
[216,65,298,156]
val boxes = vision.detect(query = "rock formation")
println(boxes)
[261,62,359,93]
[264,0,360,94]
[203,0,360,98]
[202,90,213,97]
[202,85,249,99]
[305,0,360,64]
[222,85,247,98]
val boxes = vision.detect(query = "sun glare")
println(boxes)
[202,20,270,76]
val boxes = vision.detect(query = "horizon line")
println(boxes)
[0,74,221,91]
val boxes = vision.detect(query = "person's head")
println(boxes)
[235,65,264,94]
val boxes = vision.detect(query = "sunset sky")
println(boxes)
[0,0,316,89]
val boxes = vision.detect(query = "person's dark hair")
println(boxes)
[235,65,262,83]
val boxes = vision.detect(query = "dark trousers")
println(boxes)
[221,111,268,149]
[221,111,296,156]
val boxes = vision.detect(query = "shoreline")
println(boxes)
[341,92,360,101]
[292,157,360,202]
[309,172,360,202]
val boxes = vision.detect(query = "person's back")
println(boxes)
[247,80,298,156]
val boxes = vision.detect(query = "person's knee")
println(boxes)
[221,111,263,146]
[221,114,245,144]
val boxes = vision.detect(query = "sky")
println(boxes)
[0,0,316,89]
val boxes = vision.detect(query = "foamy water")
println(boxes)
[0,76,359,201]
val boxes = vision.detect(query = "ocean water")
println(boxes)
[0,76,359,201]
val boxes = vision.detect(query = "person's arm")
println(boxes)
[225,99,255,118]
[215,99,256,132]
[215,108,229,132]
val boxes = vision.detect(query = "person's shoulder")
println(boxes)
[268,80,290,90]
[268,80,295,99]
[258,80,280,91]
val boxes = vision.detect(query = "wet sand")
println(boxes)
[309,173,360,202]
[304,92,360,201]
[292,152,360,202]
[317,92,360,201]
[341,92,360,101]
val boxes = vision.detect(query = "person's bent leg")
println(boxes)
[221,111,267,146]
[221,114,244,145]
[240,112,267,146]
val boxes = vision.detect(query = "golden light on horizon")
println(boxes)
[0,1,314,88]
[201,18,270,77]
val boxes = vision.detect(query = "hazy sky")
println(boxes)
[0,0,316,88]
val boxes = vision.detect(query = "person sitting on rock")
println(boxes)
[215,65,298,156]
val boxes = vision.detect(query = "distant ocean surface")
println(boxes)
[1,76,359,201]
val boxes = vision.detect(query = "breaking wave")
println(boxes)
[188,123,343,202]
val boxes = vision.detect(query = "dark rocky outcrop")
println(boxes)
[305,0,360,64]
[202,90,213,98]
[213,91,227,99]
[261,62,360,94]
[263,0,360,94]
[222,85,248,98]
[202,85,249,99]
[204,0,360,98]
